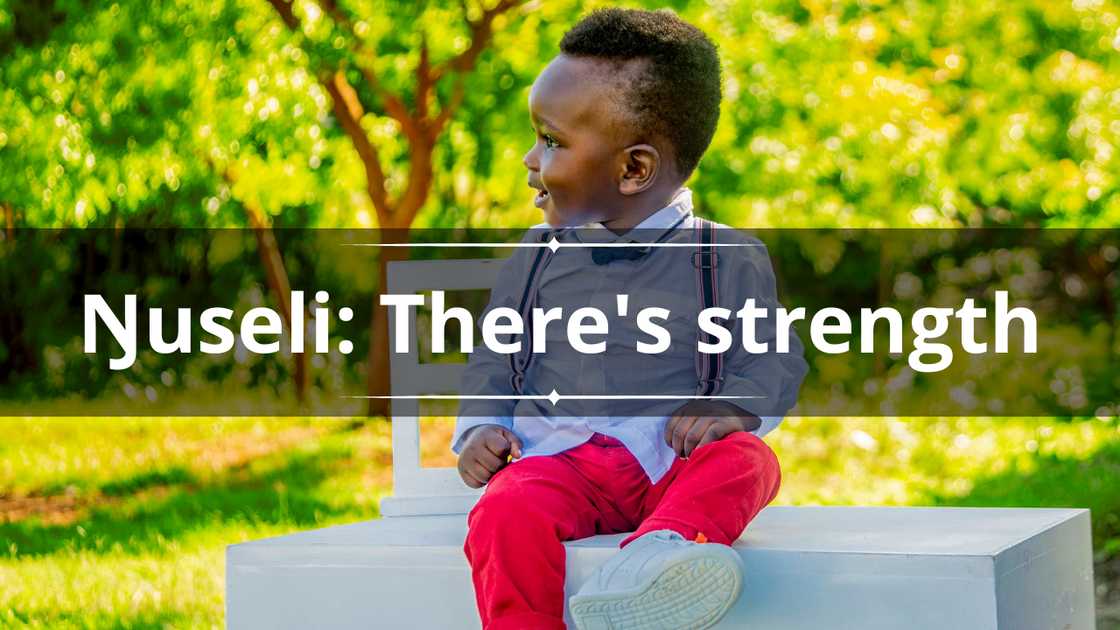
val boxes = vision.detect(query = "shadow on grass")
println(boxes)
[2,608,198,630]
[1,441,363,557]
[99,466,198,497]
[927,437,1120,551]
[29,463,200,499]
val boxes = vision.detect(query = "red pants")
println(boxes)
[463,431,781,630]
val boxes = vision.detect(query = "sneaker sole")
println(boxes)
[568,545,743,630]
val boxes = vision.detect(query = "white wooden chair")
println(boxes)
[379,258,502,518]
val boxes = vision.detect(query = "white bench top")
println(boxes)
[227,506,1095,629]
[233,505,1070,556]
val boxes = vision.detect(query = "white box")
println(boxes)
[226,506,1095,629]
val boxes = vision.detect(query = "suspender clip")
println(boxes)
[696,376,725,396]
[691,251,719,269]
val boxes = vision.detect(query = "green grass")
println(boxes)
[1,415,1118,628]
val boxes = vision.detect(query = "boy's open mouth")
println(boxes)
[528,177,550,208]
[532,187,550,209]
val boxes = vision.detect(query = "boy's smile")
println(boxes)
[524,54,661,229]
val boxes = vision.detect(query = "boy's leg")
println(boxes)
[464,446,634,630]
[625,431,781,547]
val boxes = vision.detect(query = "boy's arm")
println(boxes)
[452,300,520,452]
[716,244,809,435]
[451,228,546,453]
[666,241,806,457]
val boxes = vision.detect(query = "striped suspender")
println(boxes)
[694,218,724,396]
[508,230,555,394]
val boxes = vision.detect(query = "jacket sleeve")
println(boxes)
[715,240,808,437]
[450,228,546,453]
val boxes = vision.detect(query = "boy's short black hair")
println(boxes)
[559,8,722,180]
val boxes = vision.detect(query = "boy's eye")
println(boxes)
[540,133,559,149]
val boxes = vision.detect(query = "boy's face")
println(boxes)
[524,55,640,227]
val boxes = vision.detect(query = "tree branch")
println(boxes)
[433,0,523,82]
[323,71,390,215]
[426,0,525,132]
[265,0,392,217]
[432,74,467,134]
[312,0,424,143]
[415,34,432,124]
[355,63,421,142]
[265,0,300,31]
[317,0,357,34]
[263,0,524,225]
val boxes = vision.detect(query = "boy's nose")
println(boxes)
[522,145,539,171]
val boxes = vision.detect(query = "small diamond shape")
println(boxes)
[547,237,560,252]
[547,389,561,405]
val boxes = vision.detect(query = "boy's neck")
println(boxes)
[599,186,682,235]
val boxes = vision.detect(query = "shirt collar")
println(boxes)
[572,188,694,244]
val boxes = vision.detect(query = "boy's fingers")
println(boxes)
[671,415,698,457]
[475,449,505,475]
[499,429,523,459]
[664,415,685,447]
[468,461,494,486]
[682,418,713,458]
[695,423,729,453]
[482,431,513,459]
[458,472,476,488]
[458,463,485,488]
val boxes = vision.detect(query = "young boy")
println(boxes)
[453,8,807,630]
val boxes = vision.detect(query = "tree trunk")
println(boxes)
[260,0,526,416]
[245,206,309,404]
[366,232,410,417]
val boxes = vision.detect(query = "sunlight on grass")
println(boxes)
[1,415,1118,628]
[771,417,1120,506]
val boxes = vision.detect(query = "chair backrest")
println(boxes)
[379,258,505,517]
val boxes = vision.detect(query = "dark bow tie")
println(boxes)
[591,245,650,265]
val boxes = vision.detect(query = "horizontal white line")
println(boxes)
[342,242,762,248]
[344,393,764,404]
[345,395,763,399]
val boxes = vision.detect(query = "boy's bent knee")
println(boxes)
[465,469,585,552]
[696,431,781,496]
[703,430,776,463]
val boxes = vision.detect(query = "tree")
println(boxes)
[0,0,342,400]
[261,0,527,415]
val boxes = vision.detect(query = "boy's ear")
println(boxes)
[617,144,660,196]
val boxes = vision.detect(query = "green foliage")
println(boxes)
[1,0,1117,404]
[686,0,1120,227]
[3,0,1114,229]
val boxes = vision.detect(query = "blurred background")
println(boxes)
[1,0,1119,627]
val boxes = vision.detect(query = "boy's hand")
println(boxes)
[666,400,761,458]
[457,424,523,488]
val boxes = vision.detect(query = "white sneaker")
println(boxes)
[568,530,743,630]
